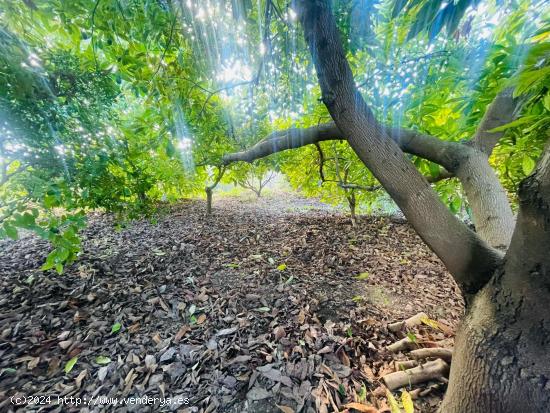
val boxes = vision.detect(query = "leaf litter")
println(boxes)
[0,194,463,412]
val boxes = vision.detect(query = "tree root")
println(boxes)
[388,312,428,332]
[382,359,450,391]
[409,347,453,363]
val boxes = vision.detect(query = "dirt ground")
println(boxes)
[0,193,464,412]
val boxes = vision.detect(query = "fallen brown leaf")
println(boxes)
[174,325,191,342]
[276,404,295,413]
[343,403,379,413]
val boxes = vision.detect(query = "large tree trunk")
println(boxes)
[442,272,550,412]
[443,145,550,412]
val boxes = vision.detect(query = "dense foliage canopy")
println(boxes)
[0,0,548,272]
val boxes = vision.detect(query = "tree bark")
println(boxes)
[454,151,514,249]
[441,278,550,412]
[222,123,342,164]
[205,187,213,215]
[346,191,357,225]
[469,88,517,156]
[441,143,550,412]
[205,165,226,215]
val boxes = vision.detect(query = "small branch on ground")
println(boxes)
[382,359,450,391]
[410,348,453,363]
[388,312,428,332]
[387,336,418,353]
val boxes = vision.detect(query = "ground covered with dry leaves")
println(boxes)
[0,194,464,412]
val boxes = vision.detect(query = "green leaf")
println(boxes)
[407,0,440,40]
[386,390,402,413]
[3,223,18,240]
[391,0,409,18]
[20,212,36,227]
[407,332,417,343]
[450,197,461,214]
[401,390,414,413]
[41,261,55,271]
[95,356,111,365]
[57,247,70,262]
[6,159,21,174]
[276,263,287,271]
[420,316,440,330]
[543,92,550,111]
[338,383,346,397]
[165,140,176,157]
[0,367,17,376]
[44,194,58,209]
[522,155,536,176]
[487,116,536,132]
[428,162,440,178]
[357,384,367,402]
[354,272,369,280]
[111,322,122,333]
[64,356,78,374]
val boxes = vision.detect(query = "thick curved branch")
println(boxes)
[295,0,502,294]
[506,141,550,272]
[469,87,517,156]
[392,123,516,249]
[223,121,461,169]
[458,88,517,249]
[222,123,343,164]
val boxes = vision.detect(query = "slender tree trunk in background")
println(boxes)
[346,191,357,226]
[205,166,226,215]
[205,187,213,215]
[294,0,550,411]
